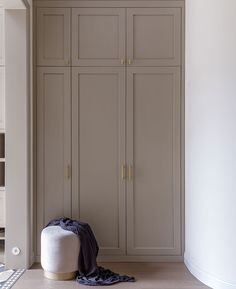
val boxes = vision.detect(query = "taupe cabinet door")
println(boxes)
[72,8,125,66]
[126,67,181,255]
[37,67,71,255]
[37,8,71,66]
[127,8,181,66]
[72,67,126,255]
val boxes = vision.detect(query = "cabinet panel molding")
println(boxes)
[126,67,181,255]
[35,1,185,9]
[72,67,126,255]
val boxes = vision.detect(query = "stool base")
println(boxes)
[44,271,77,280]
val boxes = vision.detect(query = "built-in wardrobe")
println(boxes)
[35,0,184,262]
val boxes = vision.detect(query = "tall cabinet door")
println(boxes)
[37,8,71,66]
[37,67,71,255]
[72,8,125,66]
[72,67,126,255]
[127,8,181,66]
[126,67,181,256]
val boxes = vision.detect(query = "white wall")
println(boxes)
[185,0,236,288]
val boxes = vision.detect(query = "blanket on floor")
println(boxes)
[47,217,135,286]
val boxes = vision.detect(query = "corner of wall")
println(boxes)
[184,253,236,289]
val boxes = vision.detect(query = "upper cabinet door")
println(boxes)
[37,8,71,66]
[72,8,125,66]
[127,8,181,66]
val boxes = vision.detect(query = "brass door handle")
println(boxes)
[65,165,71,180]
[128,59,133,65]
[121,165,126,180]
[128,165,133,181]
[121,58,125,65]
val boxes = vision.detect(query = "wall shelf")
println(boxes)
[0,241,4,263]
[0,229,5,240]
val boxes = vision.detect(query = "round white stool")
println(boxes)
[41,226,80,280]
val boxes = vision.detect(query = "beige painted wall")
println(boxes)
[3,0,27,9]
[5,5,32,268]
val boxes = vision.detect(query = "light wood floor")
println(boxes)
[14,263,211,289]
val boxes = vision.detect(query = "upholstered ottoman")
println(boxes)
[41,226,80,280]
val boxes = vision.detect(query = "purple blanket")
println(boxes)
[47,217,135,286]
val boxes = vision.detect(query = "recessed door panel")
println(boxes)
[127,8,181,66]
[127,67,181,255]
[37,8,71,66]
[72,8,125,66]
[37,67,71,255]
[72,67,126,255]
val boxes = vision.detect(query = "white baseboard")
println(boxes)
[184,254,236,289]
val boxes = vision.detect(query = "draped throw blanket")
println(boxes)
[47,217,135,286]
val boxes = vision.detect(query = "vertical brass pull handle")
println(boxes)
[128,165,133,181]
[64,59,70,65]
[121,58,125,65]
[66,165,71,180]
[128,59,133,65]
[121,165,126,180]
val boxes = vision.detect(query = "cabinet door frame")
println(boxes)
[127,8,181,66]
[72,8,126,66]
[37,8,71,66]
[126,66,181,256]
[72,66,126,255]
[36,67,72,255]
